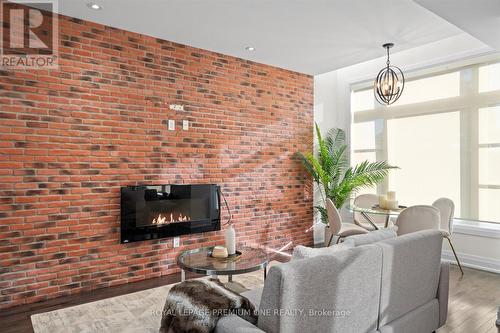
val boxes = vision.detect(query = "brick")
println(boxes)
[0,4,313,310]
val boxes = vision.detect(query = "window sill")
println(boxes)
[452,219,500,239]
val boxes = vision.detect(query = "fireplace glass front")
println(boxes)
[120,184,220,243]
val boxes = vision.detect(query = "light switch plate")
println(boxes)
[173,237,180,248]
[168,119,175,131]
[182,120,189,131]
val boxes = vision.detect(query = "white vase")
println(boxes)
[225,224,236,255]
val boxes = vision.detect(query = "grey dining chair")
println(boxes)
[353,193,389,230]
[326,198,368,246]
[395,204,464,275]
[395,205,441,236]
[433,198,463,275]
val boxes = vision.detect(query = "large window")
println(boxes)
[351,61,500,224]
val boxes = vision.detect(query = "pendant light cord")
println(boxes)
[219,188,232,226]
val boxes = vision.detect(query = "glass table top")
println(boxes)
[177,246,269,276]
[346,201,407,216]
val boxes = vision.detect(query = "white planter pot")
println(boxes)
[324,225,334,246]
[313,221,325,245]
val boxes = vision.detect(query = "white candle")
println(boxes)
[379,195,387,208]
[212,246,228,258]
[387,200,399,210]
[387,191,396,201]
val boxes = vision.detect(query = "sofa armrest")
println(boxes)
[437,261,450,327]
[216,315,266,333]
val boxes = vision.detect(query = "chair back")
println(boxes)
[395,205,440,236]
[432,198,454,233]
[326,198,342,235]
[354,194,387,226]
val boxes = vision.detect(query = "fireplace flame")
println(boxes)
[152,213,190,225]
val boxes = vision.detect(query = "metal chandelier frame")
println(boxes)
[374,43,405,105]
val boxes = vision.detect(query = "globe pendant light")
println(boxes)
[374,43,405,105]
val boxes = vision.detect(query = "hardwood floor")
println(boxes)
[0,265,499,332]
[437,266,500,333]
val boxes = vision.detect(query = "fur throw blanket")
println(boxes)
[159,279,257,333]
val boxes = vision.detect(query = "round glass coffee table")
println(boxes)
[177,246,268,282]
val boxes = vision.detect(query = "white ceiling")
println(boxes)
[45,0,465,75]
[414,0,500,51]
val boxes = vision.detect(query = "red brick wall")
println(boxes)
[0,11,313,309]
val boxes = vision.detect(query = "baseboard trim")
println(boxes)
[442,250,500,274]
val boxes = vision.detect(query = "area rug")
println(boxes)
[31,267,269,333]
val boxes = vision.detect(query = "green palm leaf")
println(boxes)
[297,123,398,224]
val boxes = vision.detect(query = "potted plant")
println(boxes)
[296,123,397,242]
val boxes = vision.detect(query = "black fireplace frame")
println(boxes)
[120,184,221,243]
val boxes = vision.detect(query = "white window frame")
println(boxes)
[351,60,500,224]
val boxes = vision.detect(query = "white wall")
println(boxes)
[313,70,352,243]
[313,33,500,272]
[314,71,350,136]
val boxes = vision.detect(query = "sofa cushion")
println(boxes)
[258,245,383,333]
[216,315,266,333]
[215,287,265,333]
[291,243,351,260]
[342,228,397,247]
[376,230,442,327]
[241,287,263,310]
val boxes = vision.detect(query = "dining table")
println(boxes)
[346,201,407,230]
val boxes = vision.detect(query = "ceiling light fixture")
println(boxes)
[374,43,405,106]
[87,3,102,10]
[245,46,256,51]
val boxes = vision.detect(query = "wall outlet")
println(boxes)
[173,237,180,248]
[182,120,189,131]
[168,119,175,131]
[169,104,184,111]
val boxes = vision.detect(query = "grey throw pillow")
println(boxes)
[292,243,352,260]
[342,228,397,247]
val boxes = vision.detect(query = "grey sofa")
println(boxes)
[216,230,449,333]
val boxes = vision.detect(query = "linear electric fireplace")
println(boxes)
[120,184,220,243]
